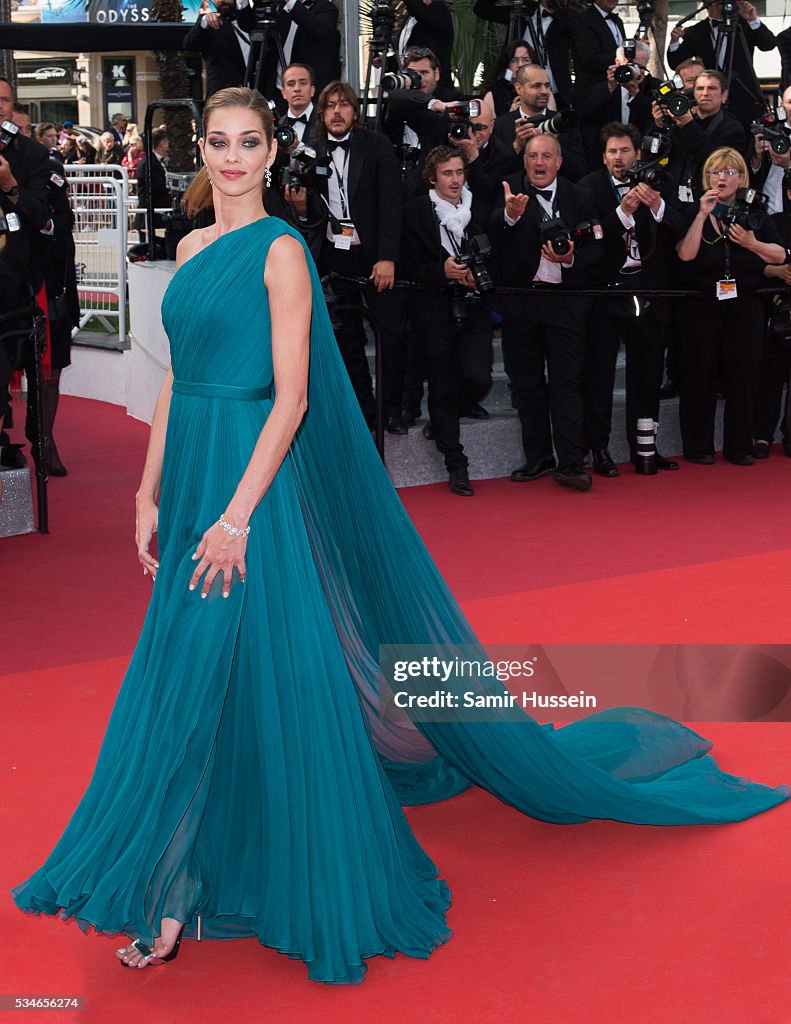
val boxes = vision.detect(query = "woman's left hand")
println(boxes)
[189,521,247,599]
[726,223,756,251]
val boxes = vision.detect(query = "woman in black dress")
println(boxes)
[676,147,785,465]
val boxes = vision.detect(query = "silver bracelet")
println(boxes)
[218,513,250,538]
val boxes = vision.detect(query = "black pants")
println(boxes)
[679,296,763,460]
[584,297,668,456]
[501,293,591,470]
[319,243,406,424]
[414,300,492,473]
[754,332,791,445]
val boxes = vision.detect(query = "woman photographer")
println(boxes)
[676,147,785,465]
[482,40,534,116]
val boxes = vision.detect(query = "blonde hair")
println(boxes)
[701,147,749,192]
[183,87,274,219]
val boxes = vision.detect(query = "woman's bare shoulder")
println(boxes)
[175,226,216,269]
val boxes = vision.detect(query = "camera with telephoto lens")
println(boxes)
[367,0,395,53]
[446,100,482,141]
[454,232,494,293]
[654,77,696,119]
[251,0,281,25]
[715,188,769,231]
[521,109,579,136]
[750,109,791,156]
[381,69,422,91]
[0,119,20,154]
[279,144,332,190]
[274,124,297,150]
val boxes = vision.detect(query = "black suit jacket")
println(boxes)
[306,128,402,268]
[136,152,169,213]
[572,4,626,96]
[492,109,589,183]
[473,0,576,105]
[184,5,256,99]
[465,136,520,211]
[489,172,600,291]
[663,111,747,195]
[667,17,776,122]
[400,0,454,87]
[577,166,686,290]
[0,133,51,284]
[259,0,341,102]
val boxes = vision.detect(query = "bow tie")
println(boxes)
[540,8,552,16]
[327,138,351,151]
[605,12,618,20]
[530,187,553,200]
[286,114,308,125]
[709,17,722,26]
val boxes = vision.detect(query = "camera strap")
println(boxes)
[716,232,738,300]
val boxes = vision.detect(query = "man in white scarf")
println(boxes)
[401,146,494,496]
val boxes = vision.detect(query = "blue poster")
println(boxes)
[38,0,204,23]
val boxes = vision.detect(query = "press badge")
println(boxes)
[50,172,65,188]
[716,278,737,300]
[678,184,694,204]
[333,219,355,250]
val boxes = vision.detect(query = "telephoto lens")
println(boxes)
[635,418,657,475]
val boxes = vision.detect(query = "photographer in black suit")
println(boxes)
[493,64,588,182]
[667,0,776,126]
[258,0,341,104]
[401,146,493,496]
[0,77,50,469]
[578,122,685,475]
[572,0,626,95]
[286,82,407,432]
[490,133,600,491]
[473,0,576,108]
[135,129,170,243]
[184,0,257,100]
[395,0,454,89]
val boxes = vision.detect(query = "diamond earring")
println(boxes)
[207,171,213,185]
[265,166,272,189]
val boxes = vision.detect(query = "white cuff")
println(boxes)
[505,212,521,226]
[283,0,298,10]
[427,98,441,111]
[668,41,680,52]
[651,198,665,222]
[200,14,208,27]
[236,0,250,7]
[40,220,55,236]
[748,17,761,29]
[616,205,635,229]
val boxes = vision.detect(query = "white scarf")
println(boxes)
[429,186,472,253]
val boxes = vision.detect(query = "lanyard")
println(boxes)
[331,148,350,219]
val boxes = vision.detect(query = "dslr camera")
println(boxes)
[279,144,332,190]
[381,69,422,91]
[455,233,494,293]
[654,76,696,119]
[0,119,20,155]
[251,0,281,25]
[716,188,769,231]
[521,109,579,136]
[367,0,395,54]
[614,40,643,85]
[446,100,482,141]
[750,109,791,156]
[539,217,603,257]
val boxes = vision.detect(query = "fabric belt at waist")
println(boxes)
[172,380,273,401]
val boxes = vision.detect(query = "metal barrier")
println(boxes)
[64,164,131,343]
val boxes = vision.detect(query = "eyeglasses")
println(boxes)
[509,56,532,66]
[708,168,740,177]
[469,123,487,132]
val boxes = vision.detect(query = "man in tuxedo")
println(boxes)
[572,0,626,96]
[401,146,493,495]
[0,76,50,468]
[136,129,170,243]
[286,82,407,432]
[279,62,318,142]
[653,69,746,203]
[473,0,576,107]
[578,122,686,475]
[490,134,600,491]
[396,0,454,89]
[667,0,776,126]
[258,0,341,105]
[492,65,588,181]
[184,0,256,100]
[451,100,520,215]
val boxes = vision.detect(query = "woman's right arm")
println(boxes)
[676,189,719,262]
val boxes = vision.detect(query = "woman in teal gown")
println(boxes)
[12,88,790,984]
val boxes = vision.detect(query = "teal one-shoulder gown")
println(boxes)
[12,217,789,984]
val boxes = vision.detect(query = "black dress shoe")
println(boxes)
[448,468,474,496]
[401,409,419,428]
[592,448,618,477]
[551,466,592,491]
[655,452,679,471]
[461,403,489,420]
[385,414,408,435]
[685,453,714,465]
[422,421,434,441]
[510,457,556,482]
[724,453,755,466]
[753,440,771,460]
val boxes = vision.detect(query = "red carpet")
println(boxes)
[2,397,790,1024]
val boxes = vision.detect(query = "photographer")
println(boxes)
[482,41,534,117]
[579,122,686,475]
[286,82,407,432]
[258,0,341,103]
[135,129,170,243]
[473,0,576,108]
[490,133,600,491]
[653,69,746,204]
[667,1,776,127]
[493,65,587,182]
[753,171,791,459]
[575,39,655,164]
[394,0,454,89]
[676,147,784,465]
[0,77,51,469]
[448,101,520,215]
[184,0,256,100]
[401,145,493,496]
[749,85,791,215]
[278,62,318,141]
[572,0,626,96]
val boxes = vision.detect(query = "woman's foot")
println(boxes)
[115,917,183,968]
